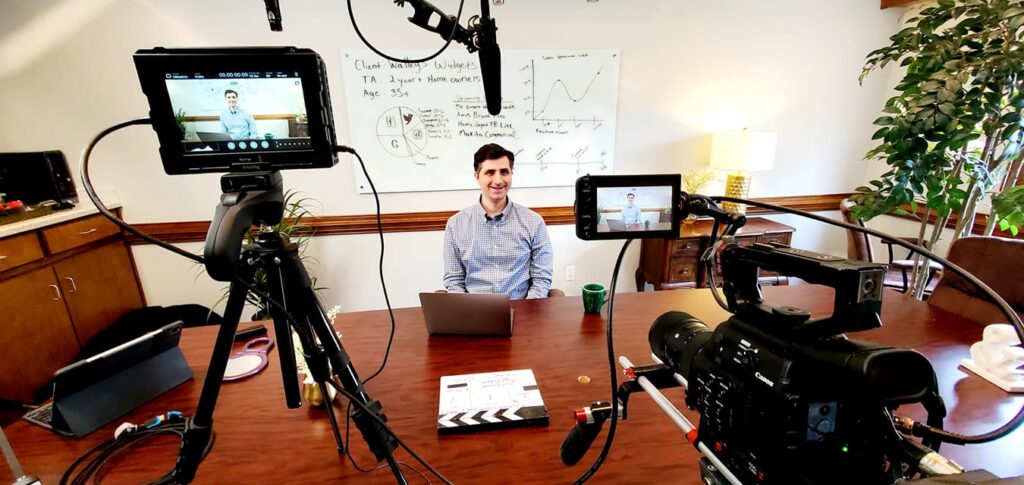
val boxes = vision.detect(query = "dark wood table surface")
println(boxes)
[3,286,1022,484]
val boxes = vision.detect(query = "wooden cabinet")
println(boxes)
[0,210,144,402]
[53,241,144,348]
[636,217,796,291]
[0,267,81,403]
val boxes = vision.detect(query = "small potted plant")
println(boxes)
[682,169,716,223]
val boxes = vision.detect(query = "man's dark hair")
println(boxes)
[474,143,515,172]
[627,193,635,198]
[224,89,238,98]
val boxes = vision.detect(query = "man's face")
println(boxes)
[225,92,238,110]
[627,194,635,205]
[475,156,512,205]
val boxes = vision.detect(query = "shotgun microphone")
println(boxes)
[476,0,501,115]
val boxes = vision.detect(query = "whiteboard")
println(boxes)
[339,49,619,193]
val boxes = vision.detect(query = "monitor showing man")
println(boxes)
[220,89,257,140]
[161,70,309,153]
[621,193,641,225]
[596,186,674,232]
[443,143,554,300]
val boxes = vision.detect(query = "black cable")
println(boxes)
[716,195,1024,445]
[78,118,203,264]
[60,419,196,485]
[701,244,730,312]
[344,147,398,384]
[79,120,306,334]
[341,401,432,484]
[571,239,632,485]
[346,0,467,64]
[326,379,454,485]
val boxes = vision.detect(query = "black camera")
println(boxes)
[574,174,681,240]
[649,242,939,484]
[133,47,338,175]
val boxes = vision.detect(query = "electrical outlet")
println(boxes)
[566,265,576,282]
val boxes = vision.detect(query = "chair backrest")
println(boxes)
[929,236,1024,325]
[839,198,875,262]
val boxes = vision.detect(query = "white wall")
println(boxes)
[0,1,903,313]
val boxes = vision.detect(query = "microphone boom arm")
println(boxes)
[396,0,479,52]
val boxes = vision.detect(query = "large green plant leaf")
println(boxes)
[855,0,1024,224]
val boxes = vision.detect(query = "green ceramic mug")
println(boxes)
[582,283,608,314]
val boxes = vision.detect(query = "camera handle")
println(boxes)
[203,171,284,282]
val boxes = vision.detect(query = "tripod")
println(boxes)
[172,171,405,484]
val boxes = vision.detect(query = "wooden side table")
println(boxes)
[636,217,796,291]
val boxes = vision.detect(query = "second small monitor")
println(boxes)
[575,174,680,240]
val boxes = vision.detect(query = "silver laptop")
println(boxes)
[606,219,626,231]
[418,293,514,337]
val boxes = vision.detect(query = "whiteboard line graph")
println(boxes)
[528,59,607,127]
[515,147,608,174]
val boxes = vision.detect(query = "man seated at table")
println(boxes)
[443,143,554,299]
[621,193,642,225]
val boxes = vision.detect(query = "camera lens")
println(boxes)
[649,311,713,379]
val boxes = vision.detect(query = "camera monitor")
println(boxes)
[134,47,338,175]
[575,174,680,240]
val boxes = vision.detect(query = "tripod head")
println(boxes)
[204,171,285,281]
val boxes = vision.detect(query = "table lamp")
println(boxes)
[709,129,777,214]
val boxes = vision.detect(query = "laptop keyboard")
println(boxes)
[22,403,54,429]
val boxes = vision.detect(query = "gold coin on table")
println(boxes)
[577,375,591,384]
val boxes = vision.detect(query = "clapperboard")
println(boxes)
[437,369,549,434]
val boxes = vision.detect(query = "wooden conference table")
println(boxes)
[3,286,1023,484]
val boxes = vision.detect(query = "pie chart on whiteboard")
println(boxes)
[376,106,427,159]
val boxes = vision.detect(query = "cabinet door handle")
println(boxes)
[49,284,62,301]
[64,277,78,293]
[77,228,98,236]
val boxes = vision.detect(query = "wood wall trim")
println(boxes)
[124,193,853,245]
[881,0,919,9]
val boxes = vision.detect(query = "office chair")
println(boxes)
[839,198,942,293]
[928,236,1024,325]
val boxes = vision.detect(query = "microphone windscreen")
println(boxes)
[559,421,603,466]
[479,44,502,115]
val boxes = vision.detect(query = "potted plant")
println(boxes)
[683,169,716,223]
[174,108,190,139]
[853,0,1024,298]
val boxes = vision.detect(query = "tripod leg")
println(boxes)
[317,380,346,453]
[299,291,405,484]
[265,257,346,452]
[272,249,405,483]
[172,273,250,483]
[264,256,302,408]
